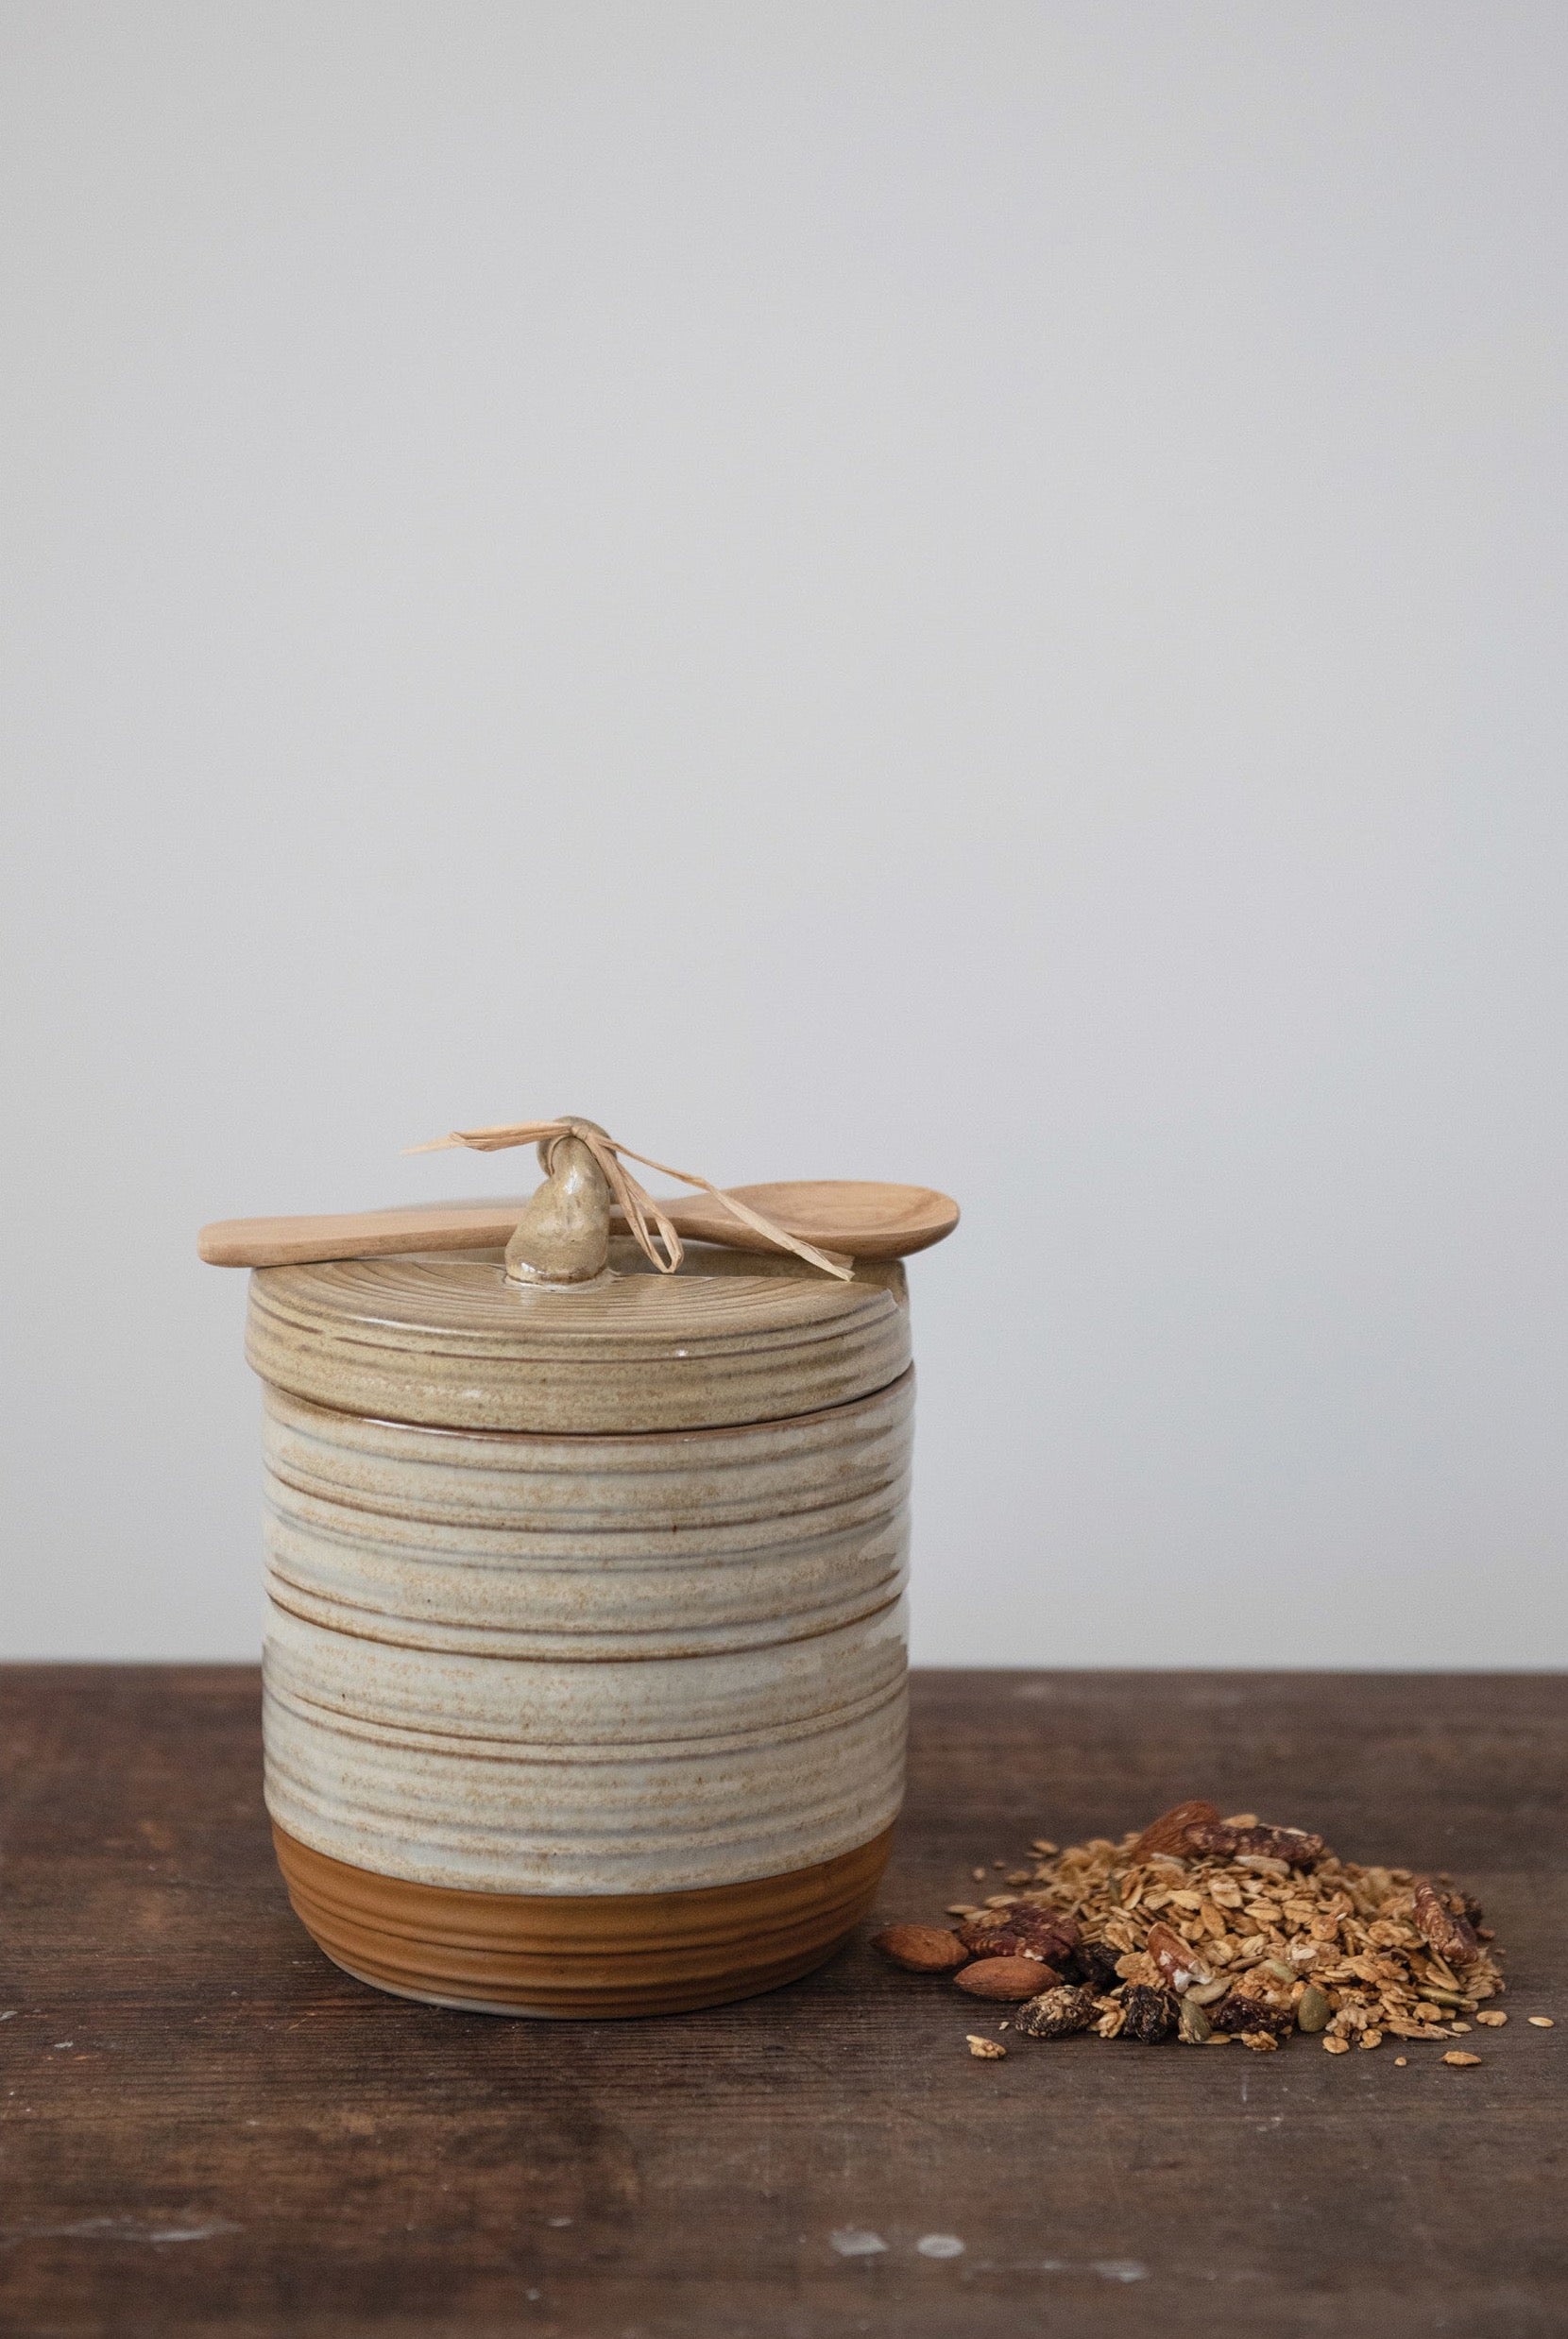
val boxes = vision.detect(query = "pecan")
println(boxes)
[1414,1880,1480,1966]
[955,1956,1062,2002]
[957,1907,1079,1964]
[1119,1985,1179,2042]
[870,1924,971,1973]
[1012,1985,1099,2039]
[1209,1990,1295,2038]
[1145,1921,1212,1992]
[1130,1800,1220,1862]
[1185,1821,1327,1870]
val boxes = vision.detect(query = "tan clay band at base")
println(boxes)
[273,1823,895,2019]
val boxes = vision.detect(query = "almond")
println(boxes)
[954,1956,1059,2002]
[1130,1800,1220,1862]
[870,1924,970,1974]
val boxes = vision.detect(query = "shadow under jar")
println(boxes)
[247,1240,913,2017]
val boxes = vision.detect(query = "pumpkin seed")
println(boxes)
[1295,1984,1331,2034]
[1178,1995,1212,2044]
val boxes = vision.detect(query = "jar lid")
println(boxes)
[246,1240,910,1434]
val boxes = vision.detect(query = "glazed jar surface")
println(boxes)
[248,1242,914,2015]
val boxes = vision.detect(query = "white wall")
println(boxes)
[3,2,1565,1665]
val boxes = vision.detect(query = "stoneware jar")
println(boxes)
[247,1157,914,2018]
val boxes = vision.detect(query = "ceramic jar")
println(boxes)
[247,1242,913,2016]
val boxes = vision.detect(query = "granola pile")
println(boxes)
[874,1799,1513,2062]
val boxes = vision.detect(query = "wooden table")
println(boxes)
[2,1667,1562,2337]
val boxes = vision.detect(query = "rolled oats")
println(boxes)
[911,1796,1508,2070]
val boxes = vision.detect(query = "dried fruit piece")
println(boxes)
[1013,1985,1099,2040]
[1442,2050,1481,2067]
[1145,1921,1212,1993]
[955,1956,1058,2003]
[1413,1879,1480,1966]
[1119,1985,1178,2042]
[1185,1821,1327,1870]
[1130,1800,1220,1862]
[871,1924,970,1973]
[1295,1984,1331,2034]
[1210,1991,1294,2039]
[966,2034,1007,2058]
[1068,1938,1123,1994]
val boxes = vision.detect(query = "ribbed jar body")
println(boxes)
[261,1373,912,1896]
[246,1242,914,2013]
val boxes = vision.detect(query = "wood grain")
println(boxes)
[2,1667,1563,2338]
[647,1182,959,1261]
[197,1183,959,1269]
[198,1203,528,1267]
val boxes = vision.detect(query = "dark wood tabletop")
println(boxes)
[2,1666,1562,2338]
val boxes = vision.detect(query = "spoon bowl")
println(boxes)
[655,1181,957,1261]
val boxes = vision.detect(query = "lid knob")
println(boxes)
[503,1124,612,1285]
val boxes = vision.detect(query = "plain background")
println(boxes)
[3,2,1565,1665]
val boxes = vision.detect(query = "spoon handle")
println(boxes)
[196,1196,767,1269]
[197,1205,530,1267]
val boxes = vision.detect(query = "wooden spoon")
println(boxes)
[197,1182,959,1270]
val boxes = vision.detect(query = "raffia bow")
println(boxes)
[405,1118,853,1281]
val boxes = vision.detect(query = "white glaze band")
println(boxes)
[260,1375,912,1894]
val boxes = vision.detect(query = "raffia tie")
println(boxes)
[405,1118,854,1281]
